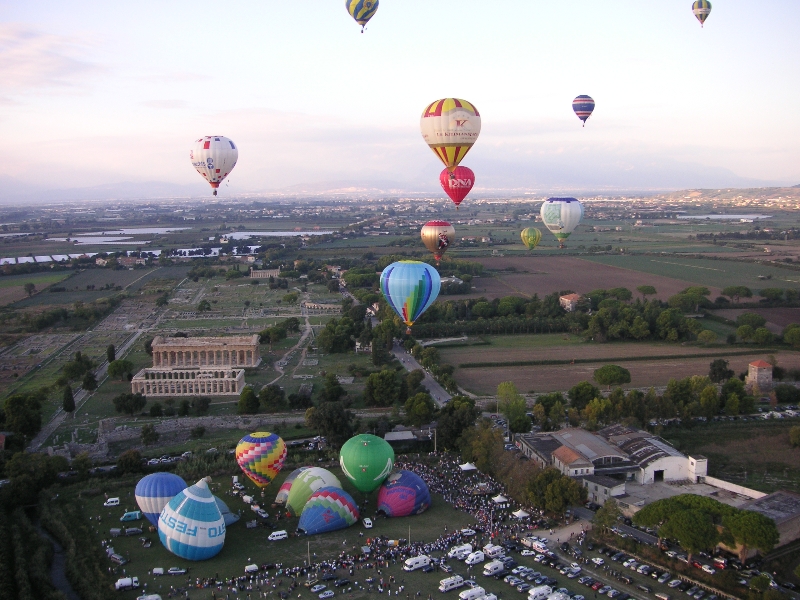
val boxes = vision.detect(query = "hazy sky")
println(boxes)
[1,0,799,199]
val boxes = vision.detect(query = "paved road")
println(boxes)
[391,341,451,407]
[573,507,659,546]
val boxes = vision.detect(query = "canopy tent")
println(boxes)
[459,463,477,472]
[512,509,530,519]
[492,495,509,504]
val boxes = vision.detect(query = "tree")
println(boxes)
[437,396,480,450]
[304,402,354,447]
[191,396,211,415]
[107,359,134,379]
[699,386,719,420]
[659,509,719,560]
[197,299,211,311]
[637,285,657,299]
[737,324,754,343]
[112,392,147,416]
[737,312,767,329]
[364,370,401,407]
[459,419,504,474]
[593,365,631,390]
[544,476,586,514]
[724,393,740,416]
[753,327,773,345]
[696,330,717,345]
[790,426,800,448]
[62,386,75,414]
[709,359,735,383]
[259,384,286,412]
[4,392,43,437]
[594,498,621,531]
[238,387,260,414]
[141,423,159,445]
[81,372,97,391]
[155,293,169,307]
[117,449,143,473]
[497,382,530,434]
[783,324,800,348]
[72,452,92,478]
[144,337,154,355]
[24,282,36,296]
[149,402,163,417]
[722,286,752,303]
[404,392,437,427]
[190,425,206,439]
[106,344,116,362]
[318,373,347,403]
[568,381,601,411]
[723,510,780,563]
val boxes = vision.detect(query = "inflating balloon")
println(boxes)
[540,198,584,249]
[297,487,360,535]
[572,96,595,127]
[421,98,481,174]
[214,495,240,527]
[421,221,455,263]
[190,136,238,196]
[692,0,711,27]
[275,466,310,505]
[380,261,441,334]
[135,472,188,527]
[439,166,475,209]
[339,434,395,493]
[377,470,431,517]
[520,227,542,250]
[286,468,342,517]
[346,0,379,32]
[158,478,225,561]
[235,432,287,488]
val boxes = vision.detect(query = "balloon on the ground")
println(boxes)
[540,198,584,248]
[235,432,287,488]
[439,166,475,209]
[190,136,238,196]
[339,434,395,493]
[380,261,441,334]
[692,0,711,27]
[213,495,240,527]
[346,0,378,32]
[158,478,225,561]
[520,227,542,250]
[572,95,595,126]
[421,98,481,173]
[286,468,342,516]
[421,221,455,262]
[135,472,188,527]
[377,470,431,517]
[297,487,360,535]
[275,466,310,505]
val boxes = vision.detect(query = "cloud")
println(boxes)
[0,23,101,92]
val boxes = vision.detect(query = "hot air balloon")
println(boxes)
[380,261,441,334]
[376,470,431,517]
[439,166,475,209]
[214,496,240,527]
[190,136,238,196]
[339,434,395,493]
[421,99,481,177]
[346,0,378,32]
[158,478,226,561]
[235,432,287,488]
[297,487,360,535]
[421,221,455,263]
[135,472,188,527]
[520,227,542,250]
[692,0,711,27]
[540,198,584,249]
[572,96,595,127]
[286,468,342,517]
[275,466,310,505]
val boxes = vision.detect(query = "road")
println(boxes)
[391,341,451,407]
[573,507,659,546]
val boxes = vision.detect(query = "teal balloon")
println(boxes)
[380,261,440,330]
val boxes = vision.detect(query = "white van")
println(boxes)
[531,541,548,554]
[482,544,504,559]
[458,586,486,600]
[438,575,465,592]
[527,586,552,600]
[115,577,140,591]
[268,530,288,541]
[151,568,164,576]
[245,564,259,574]
[448,544,473,560]
[465,551,485,565]
[482,560,504,577]
[403,555,431,572]
[104,497,120,507]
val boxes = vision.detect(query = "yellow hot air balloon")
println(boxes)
[420,220,455,263]
[521,227,542,250]
[420,98,481,175]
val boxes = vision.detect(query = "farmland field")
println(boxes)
[0,271,72,306]
[711,307,800,332]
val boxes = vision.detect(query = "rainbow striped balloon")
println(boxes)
[297,487,360,535]
[380,261,440,332]
[346,0,379,31]
[572,95,595,126]
[235,432,287,488]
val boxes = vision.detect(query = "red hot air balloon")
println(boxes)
[439,166,475,209]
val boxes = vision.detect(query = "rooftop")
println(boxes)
[581,474,626,489]
[616,481,756,510]
[551,428,628,462]
[750,360,773,369]
[742,491,800,525]
[553,445,592,466]
[152,335,260,347]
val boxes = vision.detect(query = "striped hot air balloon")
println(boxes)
[380,261,441,334]
[275,466,310,505]
[235,432,287,488]
[135,472,188,527]
[286,468,342,517]
[377,471,431,517]
[520,227,542,250]
[420,98,481,174]
[346,0,379,32]
[158,478,226,561]
[572,95,595,126]
[297,487,360,535]
[692,0,712,27]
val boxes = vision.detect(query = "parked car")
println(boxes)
[319,592,334,600]
[168,567,187,576]
[310,585,326,593]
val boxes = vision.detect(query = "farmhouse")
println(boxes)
[745,359,773,392]
[559,293,581,312]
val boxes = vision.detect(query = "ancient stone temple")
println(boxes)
[150,335,261,368]
[131,368,245,396]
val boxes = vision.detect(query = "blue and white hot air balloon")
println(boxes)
[135,472,188,527]
[158,478,226,561]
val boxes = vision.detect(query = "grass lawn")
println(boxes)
[0,271,73,306]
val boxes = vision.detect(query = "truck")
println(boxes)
[527,585,552,600]
[448,544,473,560]
[465,551,485,566]
[482,544,504,559]
[482,560,504,577]
[403,555,431,572]
[115,577,140,591]
[120,510,142,522]
[458,587,486,600]
[438,575,465,592]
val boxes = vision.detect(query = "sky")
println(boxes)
[1,0,799,201]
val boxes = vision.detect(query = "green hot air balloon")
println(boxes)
[520,227,542,250]
[285,467,341,516]
[339,434,395,493]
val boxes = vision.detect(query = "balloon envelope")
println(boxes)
[214,495,240,527]
[380,261,441,330]
[377,470,431,517]
[275,466,310,505]
[540,198,584,248]
[236,432,287,488]
[520,227,542,250]
[692,0,711,26]
[572,95,595,125]
[346,0,378,30]
[421,221,455,262]
[420,98,481,171]
[439,166,475,208]
[135,472,188,527]
[286,468,342,516]
[190,136,238,196]
[158,478,225,561]
[339,434,395,493]
[297,487,360,535]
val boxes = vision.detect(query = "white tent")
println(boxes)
[512,509,530,519]
[459,463,477,472]
[492,495,509,504]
